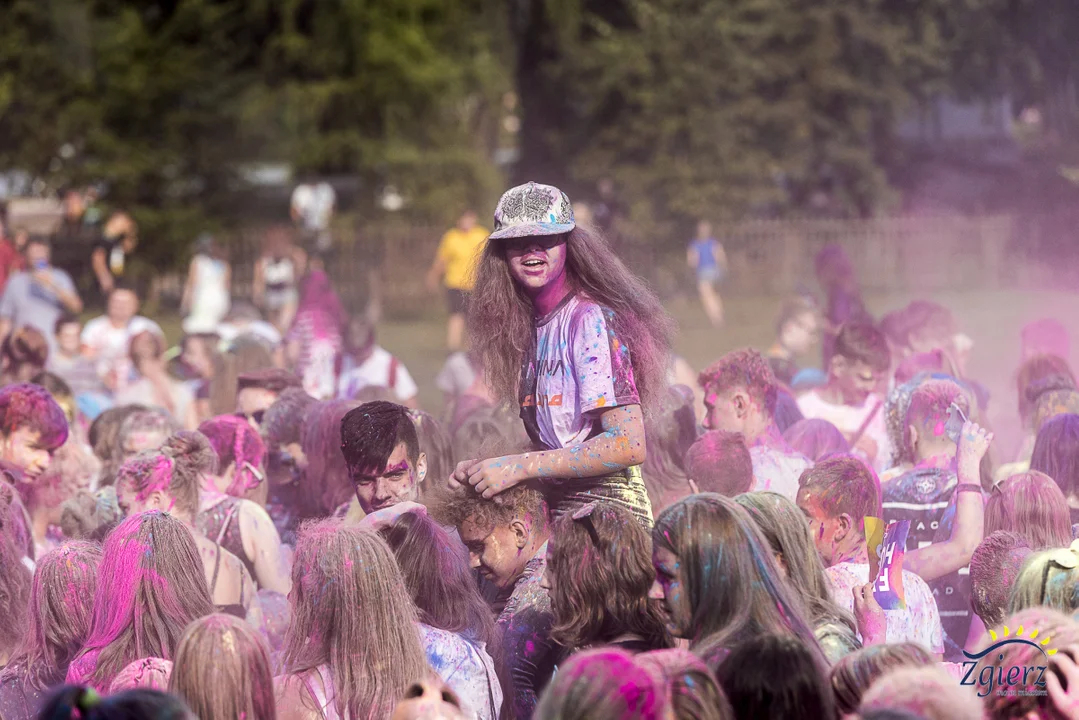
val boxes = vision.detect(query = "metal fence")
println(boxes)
[220,213,1076,319]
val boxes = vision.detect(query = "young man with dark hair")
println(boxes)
[440,485,553,720]
[340,400,426,514]
[683,429,754,497]
[698,348,811,500]
[798,321,892,473]
[796,456,944,658]
[235,368,302,422]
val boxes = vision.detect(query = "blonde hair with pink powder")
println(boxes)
[66,511,213,691]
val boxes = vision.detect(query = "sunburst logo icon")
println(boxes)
[984,625,1057,657]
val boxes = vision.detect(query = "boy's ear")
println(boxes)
[415,452,428,485]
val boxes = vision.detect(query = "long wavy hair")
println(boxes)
[829,643,933,715]
[547,502,672,652]
[379,511,510,716]
[734,492,858,645]
[469,225,674,418]
[0,480,31,657]
[66,512,214,691]
[282,519,430,719]
[170,614,276,720]
[642,386,699,514]
[984,471,1072,550]
[1,542,102,691]
[652,494,823,671]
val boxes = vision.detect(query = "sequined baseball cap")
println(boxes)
[489,181,576,241]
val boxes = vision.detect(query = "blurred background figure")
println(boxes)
[426,210,488,352]
[686,220,727,328]
[181,233,231,335]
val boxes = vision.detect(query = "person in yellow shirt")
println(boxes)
[426,209,489,351]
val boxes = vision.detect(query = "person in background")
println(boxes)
[436,351,477,415]
[0,383,69,492]
[116,408,178,464]
[253,225,305,334]
[0,211,25,296]
[216,301,283,354]
[426,209,489,353]
[289,175,336,254]
[829,643,934,717]
[783,418,850,463]
[765,295,820,386]
[861,666,983,720]
[1021,318,1070,362]
[336,316,418,406]
[47,315,108,409]
[814,244,870,368]
[1031,413,1079,527]
[116,331,198,430]
[181,233,231,335]
[686,220,727,328]
[640,386,699,514]
[299,399,361,521]
[797,321,892,473]
[234,368,302,425]
[968,531,1033,633]
[21,439,97,556]
[260,387,316,545]
[590,177,624,240]
[81,284,164,395]
[534,648,663,720]
[0,542,101,720]
[683,429,755,497]
[796,457,944,659]
[441,485,554,719]
[85,404,146,487]
[699,349,811,500]
[286,267,345,401]
[637,649,733,720]
[90,211,138,298]
[0,237,82,353]
[0,328,49,386]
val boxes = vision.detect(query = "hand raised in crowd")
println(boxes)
[449,456,525,499]
[1047,648,1079,720]
[853,582,887,647]
[359,501,427,531]
[957,419,993,471]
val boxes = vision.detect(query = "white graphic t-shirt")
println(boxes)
[827,561,945,656]
[518,294,639,450]
[749,444,813,501]
[797,390,893,475]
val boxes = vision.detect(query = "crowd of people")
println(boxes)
[0,179,1076,720]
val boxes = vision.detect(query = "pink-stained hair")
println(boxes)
[0,383,68,451]
[984,471,1073,550]
[198,415,266,496]
[698,349,779,418]
[66,511,214,691]
[904,378,968,454]
[114,432,217,520]
[534,647,665,720]
[0,480,31,659]
[299,400,359,518]
[0,542,102,692]
[109,657,173,692]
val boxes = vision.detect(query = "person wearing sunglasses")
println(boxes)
[195,415,290,595]
[235,368,301,428]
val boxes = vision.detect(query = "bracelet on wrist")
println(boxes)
[956,483,983,495]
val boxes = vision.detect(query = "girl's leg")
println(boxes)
[698,279,723,327]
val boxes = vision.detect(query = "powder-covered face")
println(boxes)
[0,428,53,479]
[650,545,690,637]
[702,388,742,433]
[350,442,423,514]
[459,515,531,591]
[796,490,842,567]
[504,236,568,296]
